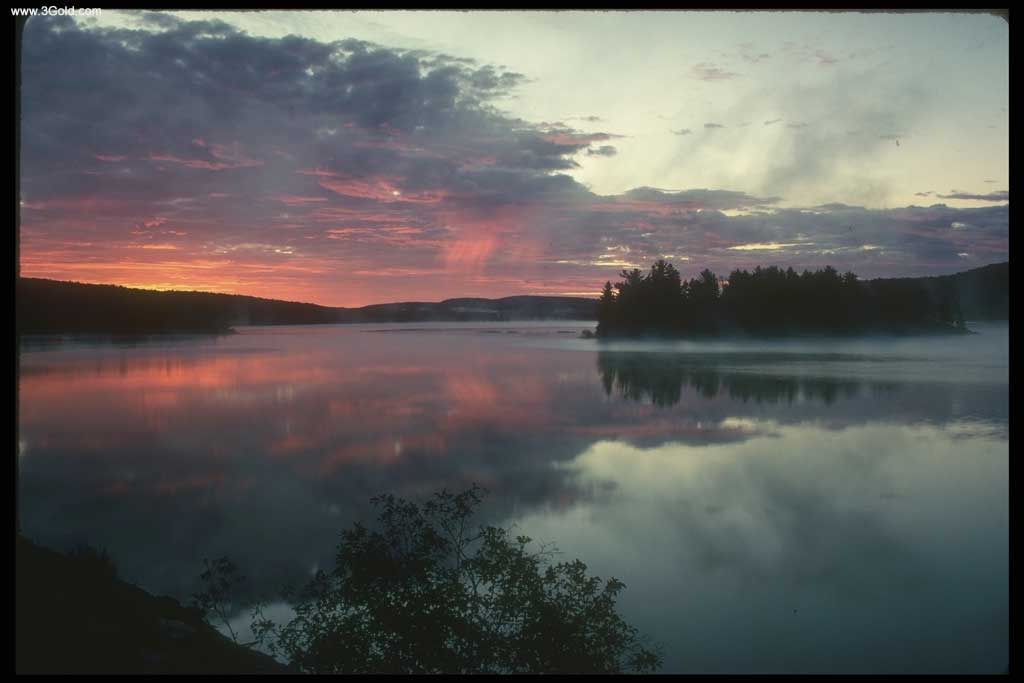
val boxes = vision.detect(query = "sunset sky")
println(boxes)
[19,10,1008,307]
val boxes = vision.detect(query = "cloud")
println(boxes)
[786,122,809,129]
[18,15,1010,305]
[691,62,739,81]
[671,128,692,136]
[740,51,772,64]
[586,145,618,157]
[936,191,1008,202]
[709,65,939,206]
[727,242,801,251]
[20,15,612,300]
[815,50,838,66]
[620,187,780,210]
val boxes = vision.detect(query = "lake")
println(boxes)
[17,321,1008,673]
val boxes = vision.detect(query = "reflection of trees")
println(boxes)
[598,352,881,407]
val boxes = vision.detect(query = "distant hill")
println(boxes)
[869,261,1008,321]
[335,295,596,323]
[16,278,340,334]
[16,278,597,334]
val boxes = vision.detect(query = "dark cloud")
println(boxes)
[691,62,739,81]
[936,191,1008,202]
[464,64,527,92]
[671,128,692,136]
[812,202,865,211]
[545,201,1008,284]
[21,16,573,196]
[704,123,725,129]
[622,187,780,209]
[764,118,782,126]
[586,145,618,157]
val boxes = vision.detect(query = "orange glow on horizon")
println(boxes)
[18,258,602,308]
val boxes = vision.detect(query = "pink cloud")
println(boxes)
[148,143,263,171]
[318,178,445,204]
[269,195,329,206]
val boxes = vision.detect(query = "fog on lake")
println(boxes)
[17,321,1008,674]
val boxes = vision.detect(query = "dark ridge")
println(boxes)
[16,278,598,334]
[871,261,1008,321]
[16,278,339,334]
[15,535,287,674]
[338,295,596,323]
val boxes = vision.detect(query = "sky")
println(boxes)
[18,10,1008,306]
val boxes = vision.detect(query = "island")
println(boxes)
[595,260,1007,338]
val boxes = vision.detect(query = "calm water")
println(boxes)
[18,322,1008,673]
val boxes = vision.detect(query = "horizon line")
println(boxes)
[17,259,1008,311]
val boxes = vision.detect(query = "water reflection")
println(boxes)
[518,420,1008,673]
[16,323,1008,673]
[598,352,879,406]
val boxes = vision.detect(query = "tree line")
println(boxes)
[17,278,339,335]
[596,260,969,337]
[16,278,599,334]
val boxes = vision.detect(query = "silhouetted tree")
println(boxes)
[249,486,662,674]
[595,259,974,337]
[688,269,720,334]
[192,557,246,644]
[596,281,617,335]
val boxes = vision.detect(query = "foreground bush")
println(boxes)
[248,486,662,674]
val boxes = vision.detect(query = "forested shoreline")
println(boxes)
[596,260,1007,338]
[16,261,1005,336]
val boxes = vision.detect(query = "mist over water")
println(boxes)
[17,321,1007,673]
